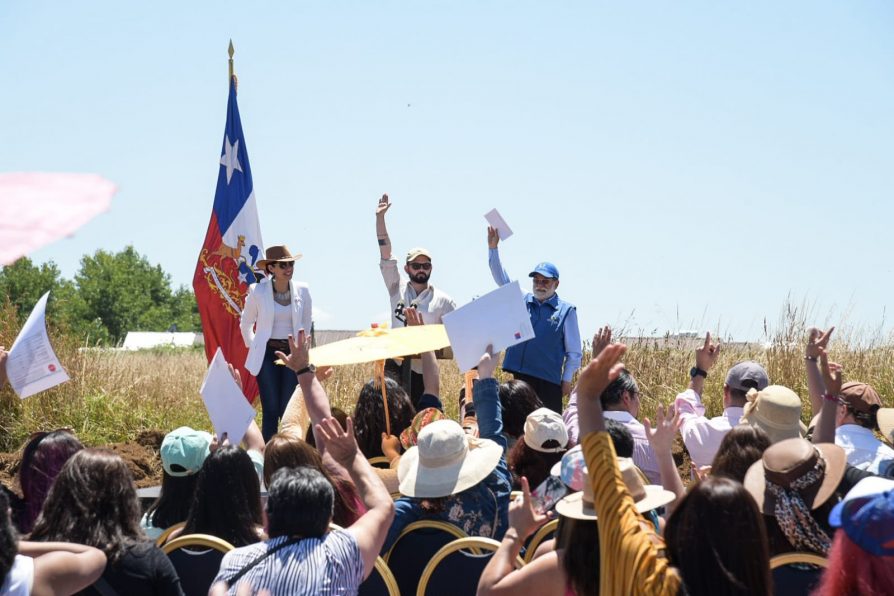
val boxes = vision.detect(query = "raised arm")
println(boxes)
[487,226,511,286]
[690,332,720,396]
[813,349,842,444]
[316,417,395,580]
[275,330,332,428]
[473,345,507,449]
[406,307,439,397]
[644,405,686,510]
[805,327,834,417]
[376,194,393,260]
[21,540,107,596]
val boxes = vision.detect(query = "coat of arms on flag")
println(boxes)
[193,75,264,402]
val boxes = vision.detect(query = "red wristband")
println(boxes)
[823,393,839,402]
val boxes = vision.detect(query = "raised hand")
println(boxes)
[376,194,391,217]
[381,433,402,461]
[487,226,500,249]
[405,307,424,327]
[695,332,721,373]
[644,404,682,455]
[477,344,498,379]
[227,362,244,391]
[315,416,358,468]
[806,327,834,360]
[275,329,312,373]
[508,477,551,539]
[819,349,843,397]
[315,365,334,383]
[592,326,612,359]
[576,343,627,402]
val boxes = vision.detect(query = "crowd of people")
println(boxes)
[1,197,893,595]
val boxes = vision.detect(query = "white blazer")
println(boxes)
[240,277,313,375]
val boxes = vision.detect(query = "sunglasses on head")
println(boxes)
[409,262,432,271]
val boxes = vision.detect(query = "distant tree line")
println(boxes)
[0,246,200,345]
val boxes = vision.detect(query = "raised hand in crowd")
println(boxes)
[375,193,391,217]
[644,404,685,506]
[404,307,423,326]
[315,417,358,468]
[805,326,835,415]
[592,326,612,360]
[275,329,312,373]
[689,332,720,394]
[375,194,392,260]
[576,343,628,435]
[381,432,402,463]
[477,344,498,380]
[812,347,844,444]
[487,225,500,249]
[0,346,7,388]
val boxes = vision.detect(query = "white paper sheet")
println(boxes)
[6,292,69,398]
[442,281,535,371]
[200,348,257,446]
[484,208,513,241]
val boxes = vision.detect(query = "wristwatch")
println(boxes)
[690,366,708,379]
[295,364,316,378]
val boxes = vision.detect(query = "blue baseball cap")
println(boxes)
[829,477,894,556]
[529,262,559,279]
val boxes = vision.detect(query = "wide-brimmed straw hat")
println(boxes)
[398,419,502,498]
[743,437,847,516]
[256,245,302,270]
[741,385,807,444]
[552,449,674,520]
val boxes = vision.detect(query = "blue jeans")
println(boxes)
[256,344,298,441]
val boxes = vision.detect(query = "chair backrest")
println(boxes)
[154,521,186,547]
[524,519,559,563]
[384,520,469,596]
[769,552,829,596]
[417,537,525,596]
[358,556,400,596]
[162,534,235,596]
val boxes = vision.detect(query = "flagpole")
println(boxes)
[228,39,236,92]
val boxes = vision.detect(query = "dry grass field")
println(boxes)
[2,300,894,455]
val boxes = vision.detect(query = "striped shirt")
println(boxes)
[213,530,364,595]
[582,431,681,596]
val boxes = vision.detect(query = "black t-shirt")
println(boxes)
[80,542,184,596]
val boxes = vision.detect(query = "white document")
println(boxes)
[484,208,513,241]
[200,348,257,446]
[6,292,69,399]
[442,281,535,372]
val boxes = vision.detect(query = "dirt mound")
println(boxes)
[0,431,167,496]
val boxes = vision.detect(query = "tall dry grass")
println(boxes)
[2,299,893,452]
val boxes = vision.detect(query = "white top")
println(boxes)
[674,388,744,468]
[240,278,313,375]
[602,410,661,485]
[379,257,456,373]
[1,555,34,596]
[835,424,894,474]
[271,301,293,340]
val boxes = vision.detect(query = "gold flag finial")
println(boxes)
[228,39,236,86]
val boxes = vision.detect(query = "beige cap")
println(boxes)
[405,247,432,263]
[523,408,569,453]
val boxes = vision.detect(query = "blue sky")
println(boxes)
[3,2,893,341]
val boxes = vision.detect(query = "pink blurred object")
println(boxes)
[0,173,117,265]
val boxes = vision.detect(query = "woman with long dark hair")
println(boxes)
[352,377,416,459]
[16,430,83,533]
[264,433,364,527]
[178,445,264,547]
[29,449,183,595]
[240,245,313,441]
[710,424,771,483]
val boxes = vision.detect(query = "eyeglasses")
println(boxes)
[409,262,432,271]
[532,277,555,286]
[276,262,294,269]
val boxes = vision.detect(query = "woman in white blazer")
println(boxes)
[240,245,312,441]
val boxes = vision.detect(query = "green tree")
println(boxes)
[0,258,65,324]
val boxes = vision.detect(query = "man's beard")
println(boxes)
[411,271,430,284]
[533,287,555,301]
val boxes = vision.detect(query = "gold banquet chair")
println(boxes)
[162,533,235,596]
[769,551,829,596]
[524,519,559,563]
[417,536,525,596]
[385,520,470,596]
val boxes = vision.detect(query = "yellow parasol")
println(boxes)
[308,324,451,436]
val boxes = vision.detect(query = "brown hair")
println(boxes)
[711,425,771,483]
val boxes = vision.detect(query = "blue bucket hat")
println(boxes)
[529,262,559,280]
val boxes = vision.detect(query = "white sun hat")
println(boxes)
[398,419,503,498]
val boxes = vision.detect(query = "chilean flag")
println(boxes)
[193,77,264,402]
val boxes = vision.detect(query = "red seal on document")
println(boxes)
[48,364,56,372]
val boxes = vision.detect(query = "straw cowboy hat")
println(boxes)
[256,245,302,270]
[398,419,502,498]
[552,448,675,520]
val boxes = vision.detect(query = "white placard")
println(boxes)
[6,292,69,398]
[442,281,535,371]
[484,208,513,241]
[200,348,257,446]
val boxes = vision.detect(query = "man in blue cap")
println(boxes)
[486,226,581,413]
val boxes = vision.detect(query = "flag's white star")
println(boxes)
[220,135,243,184]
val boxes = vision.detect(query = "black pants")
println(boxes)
[510,371,563,414]
[384,358,425,410]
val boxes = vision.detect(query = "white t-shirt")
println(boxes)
[271,301,293,340]
[1,555,34,596]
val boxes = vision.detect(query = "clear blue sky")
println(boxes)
[3,2,893,341]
